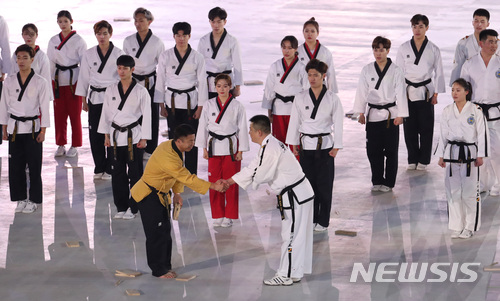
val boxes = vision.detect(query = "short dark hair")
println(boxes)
[134,7,154,21]
[22,23,38,35]
[116,55,135,68]
[250,115,271,134]
[94,20,113,35]
[473,8,490,21]
[174,124,196,140]
[281,35,298,49]
[372,36,391,50]
[479,29,498,41]
[452,78,473,101]
[208,7,227,21]
[410,14,429,27]
[172,22,191,35]
[306,58,328,74]
[57,10,73,22]
[303,17,319,33]
[214,74,232,87]
[15,44,35,58]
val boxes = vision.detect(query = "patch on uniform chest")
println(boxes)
[132,48,136,52]
[207,48,210,52]
[407,54,410,58]
[496,69,500,78]
[112,96,116,101]
[276,73,281,77]
[371,78,375,81]
[305,106,309,110]
[212,112,216,116]
[300,57,304,61]
[16,89,19,93]
[467,115,475,125]
[172,66,176,69]
[93,62,98,66]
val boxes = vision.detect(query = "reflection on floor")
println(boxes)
[1,0,500,300]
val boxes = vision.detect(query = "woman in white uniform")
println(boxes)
[437,78,489,239]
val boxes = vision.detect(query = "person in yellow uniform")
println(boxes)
[131,124,225,279]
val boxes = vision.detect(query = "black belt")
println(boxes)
[207,70,232,99]
[10,114,39,142]
[271,93,295,114]
[144,182,172,215]
[133,71,156,90]
[88,85,107,103]
[167,86,196,116]
[276,176,313,220]
[208,131,236,161]
[443,141,477,177]
[367,102,396,128]
[111,117,142,161]
[299,132,330,159]
[473,102,500,121]
[405,78,432,102]
[54,63,78,98]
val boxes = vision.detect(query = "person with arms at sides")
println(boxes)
[47,10,87,158]
[0,44,50,213]
[195,74,249,228]
[298,17,338,93]
[98,55,151,219]
[12,24,52,97]
[396,14,445,171]
[437,78,488,239]
[76,20,125,180]
[262,35,309,147]
[450,8,492,85]
[353,36,408,192]
[460,29,500,196]
[197,6,243,99]
[223,115,314,286]
[123,7,165,160]
[156,22,207,175]
[286,59,343,232]
[131,124,226,279]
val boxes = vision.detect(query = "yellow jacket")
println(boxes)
[131,140,211,206]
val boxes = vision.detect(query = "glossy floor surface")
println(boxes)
[1,0,500,300]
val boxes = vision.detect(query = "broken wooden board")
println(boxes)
[484,262,500,272]
[125,289,141,296]
[175,274,197,282]
[173,203,181,220]
[334,230,357,237]
[115,269,142,277]
[65,241,81,248]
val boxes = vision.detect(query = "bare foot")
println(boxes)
[159,270,177,279]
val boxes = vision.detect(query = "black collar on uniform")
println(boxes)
[135,29,153,58]
[410,36,428,65]
[210,29,227,59]
[16,69,36,102]
[174,44,192,75]
[97,42,115,73]
[374,58,392,90]
[117,79,138,111]
[171,140,184,162]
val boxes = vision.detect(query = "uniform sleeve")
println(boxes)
[285,98,301,145]
[325,51,339,93]
[475,107,489,158]
[332,94,344,149]
[231,37,243,86]
[231,151,262,190]
[168,162,211,194]
[449,40,467,86]
[75,52,90,97]
[436,107,449,157]
[77,38,87,63]
[237,103,249,152]
[262,64,276,110]
[194,105,209,148]
[0,17,12,75]
[38,78,51,128]
[39,53,54,100]
[154,52,166,104]
[0,80,9,124]
[433,46,446,93]
[140,88,152,140]
[196,54,208,106]
[46,38,56,78]
[352,67,368,114]
[97,89,112,135]
[395,67,409,118]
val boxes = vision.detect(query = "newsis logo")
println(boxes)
[350,262,480,283]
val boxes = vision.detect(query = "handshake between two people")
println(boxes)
[210,178,236,193]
